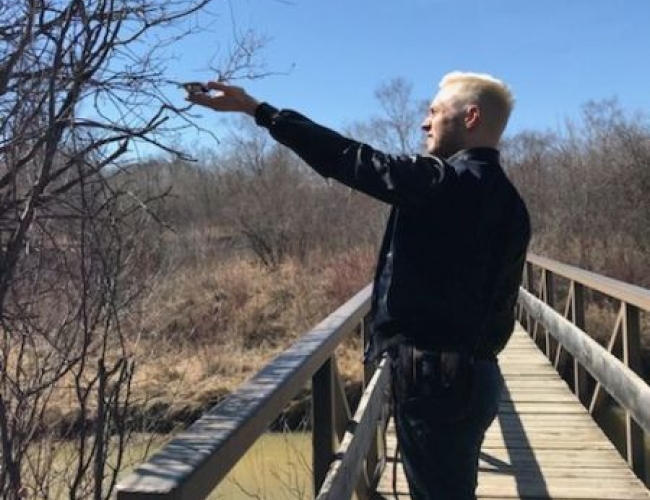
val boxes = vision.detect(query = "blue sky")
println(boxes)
[165,0,650,147]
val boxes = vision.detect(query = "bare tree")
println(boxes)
[0,0,266,498]
[346,77,427,154]
[206,118,385,269]
[502,99,650,286]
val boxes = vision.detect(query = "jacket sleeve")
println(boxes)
[254,103,457,207]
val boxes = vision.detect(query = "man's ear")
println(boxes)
[465,105,480,129]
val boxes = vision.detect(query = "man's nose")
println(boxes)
[421,118,430,131]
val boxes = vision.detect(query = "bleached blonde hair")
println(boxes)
[439,71,515,137]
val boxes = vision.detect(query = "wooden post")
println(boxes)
[572,283,589,406]
[362,315,374,389]
[313,358,335,496]
[622,304,645,480]
[544,270,555,358]
[525,261,535,295]
[361,314,379,499]
[524,261,535,332]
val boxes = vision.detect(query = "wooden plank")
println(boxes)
[499,394,579,403]
[496,403,587,414]
[378,477,650,500]
[519,288,650,435]
[313,358,335,495]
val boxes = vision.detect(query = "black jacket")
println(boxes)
[255,103,531,360]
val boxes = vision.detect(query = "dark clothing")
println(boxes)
[392,349,504,500]
[255,103,531,359]
[255,102,530,500]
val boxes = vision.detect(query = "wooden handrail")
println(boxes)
[520,254,649,482]
[316,358,391,500]
[116,285,372,500]
[528,253,650,311]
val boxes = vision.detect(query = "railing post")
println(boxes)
[362,315,374,388]
[572,283,589,406]
[622,303,645,480]
[523,261,535,331]
[543,270,555,358]
[525,261,535,295]
[313,357,335,496]
[360,314,378,499]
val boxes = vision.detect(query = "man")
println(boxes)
[187,72,530,500]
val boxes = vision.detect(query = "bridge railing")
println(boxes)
[116,284,391,500]
[518,254,650,483]
[117,253,650,497]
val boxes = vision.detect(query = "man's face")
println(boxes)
[421,87,467,158]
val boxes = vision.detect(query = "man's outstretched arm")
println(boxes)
[187,81,456,207]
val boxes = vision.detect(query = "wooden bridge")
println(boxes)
[116,255,650,500]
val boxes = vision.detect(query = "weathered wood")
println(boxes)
[522,260,535,332]
[332,360,352,441]
[623,304,646,479]
[543,269,555,358]
[362,315,374,388]
[116,285,371,500]
[316,358,391,500]
[590,305,624,415]
[313,357,335,496]
[572,283,590,405]
[527,253,650,311]
[519,288,650,436]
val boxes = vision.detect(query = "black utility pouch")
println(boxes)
[395,346,475,423]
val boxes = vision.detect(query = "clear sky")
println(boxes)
[165,0,650,147]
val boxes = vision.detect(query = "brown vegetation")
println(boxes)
[125,248,375,432]
[0,0,270,497]
[503,99,650,288]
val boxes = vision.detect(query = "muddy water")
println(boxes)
[207,433,312,500]
[51,433,312,500]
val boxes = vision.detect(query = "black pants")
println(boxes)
[390,346,503,500]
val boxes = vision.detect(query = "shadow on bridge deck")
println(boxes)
[375,327,650,500]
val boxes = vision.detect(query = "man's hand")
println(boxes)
[185,81,260,116]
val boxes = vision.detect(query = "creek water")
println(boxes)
[207,432,312,500]
[48,433,312,500]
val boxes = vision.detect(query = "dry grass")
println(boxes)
[123,247,376,425]
[14,243,375,436]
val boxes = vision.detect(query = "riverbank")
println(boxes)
[39,251,373,439]
[41,249,650,441]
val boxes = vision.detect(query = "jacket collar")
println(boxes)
[447,147,500,164]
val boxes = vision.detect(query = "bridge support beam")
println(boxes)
[623,304,646,481]
[313,357,335,496]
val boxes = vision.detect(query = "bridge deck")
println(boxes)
[375,326,650,500]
